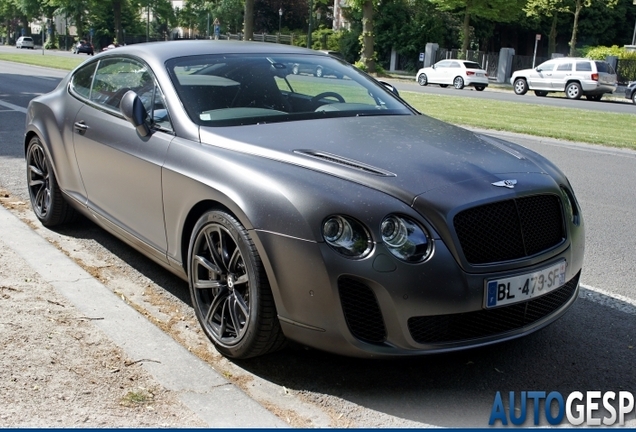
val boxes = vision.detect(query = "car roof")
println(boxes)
[97,40,326,64]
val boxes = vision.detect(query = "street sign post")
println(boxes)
[532,34,541,68]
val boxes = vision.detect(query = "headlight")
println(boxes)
[560,186,580,225]
[381,215,432,263]
[322,215,372,258]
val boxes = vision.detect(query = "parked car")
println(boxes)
[416,60,489,90]
[511,57,617,100]
[291,50,345,78]
[625,81,636,104]
[16,36,34,49]
[73,40,94,55]
[25,40,584,359]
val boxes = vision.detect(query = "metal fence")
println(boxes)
[511,54,550,73]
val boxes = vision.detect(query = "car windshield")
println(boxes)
[166,54,413,126]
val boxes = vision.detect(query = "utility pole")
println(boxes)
[307,0,313,48]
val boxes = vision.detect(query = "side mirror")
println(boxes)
[378,80,400,97]
[536,67,542,72]
[120,90,150,137]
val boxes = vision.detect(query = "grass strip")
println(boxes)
[401,91,636,150]
[0,53,82,70]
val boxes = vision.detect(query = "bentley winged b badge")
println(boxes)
[492,179,517,189]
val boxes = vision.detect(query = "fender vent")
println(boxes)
[294,150,396,177]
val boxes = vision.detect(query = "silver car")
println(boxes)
[25,41,584,359]
[511,57,617,100]
[16,36,34,49]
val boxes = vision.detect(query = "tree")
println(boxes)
[429,0,524,57]
[244,0,253,39]
[525,0,617,57]
[348,0,375,72]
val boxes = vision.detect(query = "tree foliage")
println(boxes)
[429,0,525,56]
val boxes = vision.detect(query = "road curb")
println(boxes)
[0,203,287,427]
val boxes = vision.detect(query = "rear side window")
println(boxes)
[595,61,614,74]
[463,61,482,69]
[576,62,592,72]
[69,62,97,99]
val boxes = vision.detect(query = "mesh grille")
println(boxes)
[338,277,386,344]
[408,272,579,344]
[454,194,565,264]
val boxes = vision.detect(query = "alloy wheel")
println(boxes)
[191,222,251,346]
[27,142,51,220]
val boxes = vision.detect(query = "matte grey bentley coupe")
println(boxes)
[25,41,584,359]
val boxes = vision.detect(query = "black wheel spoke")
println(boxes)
[194,254,222,276]
[205,286,229,326]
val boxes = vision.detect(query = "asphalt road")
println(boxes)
[1,60,635,427]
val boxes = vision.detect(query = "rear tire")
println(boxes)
[565,82,582,100]
[188,210,286,359]
[632,92,636,104]
[513,78,528,95]
[26,136,77,227]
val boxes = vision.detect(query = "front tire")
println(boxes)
[26,136,77,227]
[188,210,285,359]
[565,82,582,99]
[453,76,464,89]
[586,94,602,101]
[534,90,548,97]
[475,86,485,91]
[513,78,528,95]
[632,92,636,104]
[417,73,428,86]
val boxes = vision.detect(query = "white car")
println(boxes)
[416,60,488,90]
[510,58,617,100]
[16,36,34,49]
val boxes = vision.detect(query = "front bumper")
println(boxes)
[254,225,583,358]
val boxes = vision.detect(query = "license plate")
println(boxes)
[485,260,566,309]
[476,73,485,77]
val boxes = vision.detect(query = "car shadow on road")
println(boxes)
[235,295,635,427]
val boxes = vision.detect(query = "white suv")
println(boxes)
[16,36,34,49]
[511,58,617,101]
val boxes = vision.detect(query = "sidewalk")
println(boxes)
[0,202,286,427]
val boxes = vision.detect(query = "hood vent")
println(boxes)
[294,150,396,177]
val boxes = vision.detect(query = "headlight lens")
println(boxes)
[381,215,432,263]
[322,215,372,258]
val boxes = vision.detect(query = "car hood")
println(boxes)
[200,115,549,205]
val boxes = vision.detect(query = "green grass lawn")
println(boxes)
[401,91,636,150]
[0,53,83,70]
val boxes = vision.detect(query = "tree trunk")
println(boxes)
[461,8,471,59]
[548,13,557,57]
[361,0,375,73]
[568,0,582,57]
[21,16,30,36]
[243,0,254,40]
[74,11,84,41]
[113,0,122,43]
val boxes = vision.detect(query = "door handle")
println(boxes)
[74,121,88,133]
